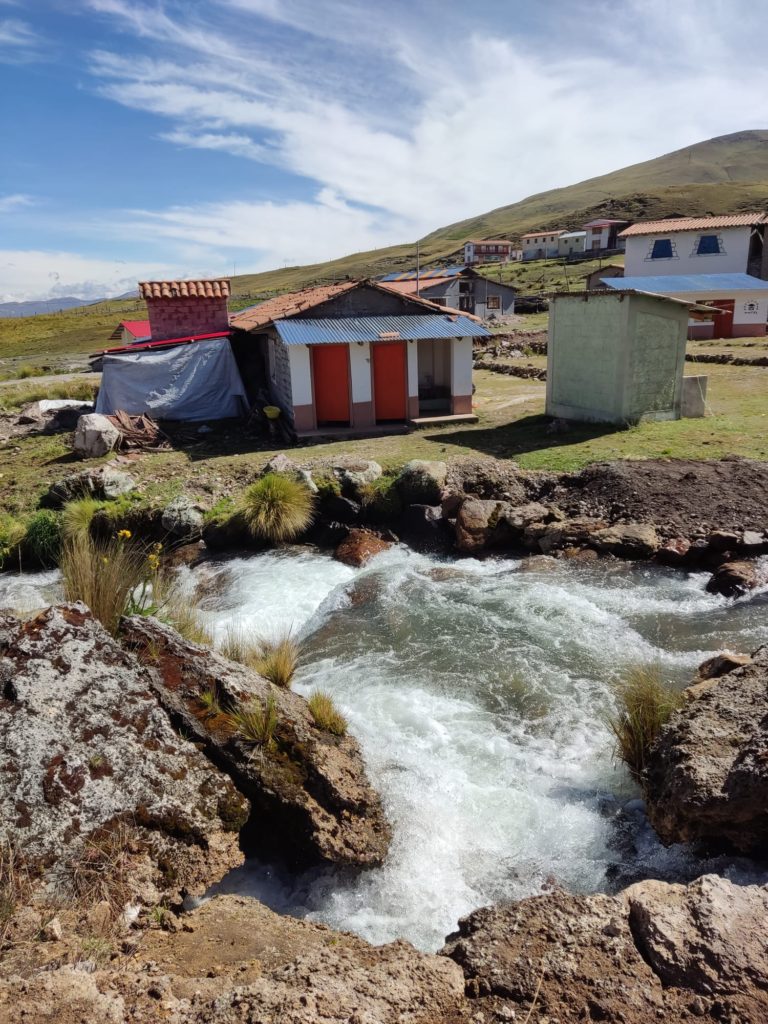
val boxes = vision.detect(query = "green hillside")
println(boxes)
[3,130,768,364]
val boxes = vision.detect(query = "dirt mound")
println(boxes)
[545,458,768,539]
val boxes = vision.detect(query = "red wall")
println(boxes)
[146,296,229,340]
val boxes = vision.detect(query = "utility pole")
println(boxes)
[416,241,421,297]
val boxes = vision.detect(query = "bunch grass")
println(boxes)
[607,665,683,780]
[240,473,314,543]
[308,690,348,736]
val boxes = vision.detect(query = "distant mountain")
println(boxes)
[0,296,96,318]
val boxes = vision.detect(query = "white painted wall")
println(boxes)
[349,342,372,403]
[451,336,473,395]
[558,233,586,256]
[623,226,753,277]
[671,290,768,330]
[522,233,562,260]
[406,339,419,399]
[287,345,312,405]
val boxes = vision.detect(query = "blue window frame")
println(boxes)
[650,238,673,259]
[696,234,721,255]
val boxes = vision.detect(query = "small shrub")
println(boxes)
[16,365,45,380]
[359,474,402,522]
[60,533,147,635]
[230,695,278,748]
[240,473,315,543]
[67,820,135,914]
[61,497,104,540]
[308,690,348,736]
[607,665,683,780]
[313,473,342,500]
[23,509,61,567]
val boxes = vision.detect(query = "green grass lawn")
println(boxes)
[1,362,765,518]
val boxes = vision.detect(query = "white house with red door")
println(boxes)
[230,280,490,435]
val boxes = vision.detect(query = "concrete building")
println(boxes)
[620,214,768,279]
[557,231,586,257]
[463,239,514,265]
[584,264,624,290]
[521,230,565,261]
[546,290,693,424]
[380,267,516,318]
[583,219,628,253]
[230,280,490,435]
[602,273,768,338]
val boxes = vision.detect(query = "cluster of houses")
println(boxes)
[96,209,768,435]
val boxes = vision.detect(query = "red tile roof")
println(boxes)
[138,279,231,299]
[619,214,767,237]
[230,279,480,332]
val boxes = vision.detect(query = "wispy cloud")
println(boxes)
[0,17,44,62]
[0,193,34,213]
[0,249,181,302]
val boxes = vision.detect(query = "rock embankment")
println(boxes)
[442,874,768,1024]
[0,604,247,906]
[645,645,768,855]
[121,615,390,869]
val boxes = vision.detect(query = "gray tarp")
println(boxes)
[96,337,248,421]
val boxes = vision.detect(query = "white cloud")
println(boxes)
[0,250,182,302]
[0,193,34,213]
[0,17,42,60]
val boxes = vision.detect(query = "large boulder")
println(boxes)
[160,495,204,541]
[42,465,137,508]
[530,516,608,555]
[120,616,390,869]
[395,460,448,505]
[706,559,766,597]
[644,646,768,854]
[455,499,551,554]
[442,876,768,1023]
[444,456,528,502]
[73,413,121,458]
[591,523,660,559]
[334,528,392,567]
[0,605,247,904]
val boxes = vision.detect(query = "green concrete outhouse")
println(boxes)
[546,290,692,424]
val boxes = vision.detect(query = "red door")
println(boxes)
[372,341,407,422]
[311,344,350,425]
[711,300,734,338]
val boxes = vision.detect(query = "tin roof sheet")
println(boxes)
[379,266,464,281]
[603,273,768,293]
[619,214,767,237]
[274,314,490,345]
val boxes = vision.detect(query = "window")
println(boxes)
[649,238,674,259]
[486,295,501,310]
[696,234,722,255]
[744,300,759,314]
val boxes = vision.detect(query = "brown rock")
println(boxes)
[697,651,752,679]
[591,523,659,558]
[706,559,765,597]
[537,516,607,554]
[334,528,393,566]
[121,616,390,869]
[656,536,691,566]
[645,646,768,854]
[455,499,551,554]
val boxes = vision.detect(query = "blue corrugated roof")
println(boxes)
[275,314,490,345]
[603,273,768,293]
[379,266,465,282]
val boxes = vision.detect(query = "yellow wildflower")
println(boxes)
[117,529,132,541]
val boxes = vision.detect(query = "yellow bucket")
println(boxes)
[263,405,281,420]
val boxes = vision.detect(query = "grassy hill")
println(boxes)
[3,130,768,365]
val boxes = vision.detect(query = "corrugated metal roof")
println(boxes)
[558,231,587,239]
[379,267,464,281]
[619,214,767,237]
[603,273,768,293]
[275,315,490,345]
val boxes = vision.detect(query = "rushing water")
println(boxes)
[2,549,767,951]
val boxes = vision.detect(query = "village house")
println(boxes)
[601,273,768,338]
[620,213,768,278]
[107,319,151,345]
[379,266,516,318]
[583,218,628,253]
[229,280,490,435]
[557,231,586,257]
[521,230,565,260]
[584,264,624,290]
[463,239,515,265]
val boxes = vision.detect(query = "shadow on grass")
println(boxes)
[423,414,622,460]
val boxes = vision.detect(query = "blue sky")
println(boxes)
[2,0,768,300]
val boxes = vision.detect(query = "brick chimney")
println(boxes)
[138,279,231,341]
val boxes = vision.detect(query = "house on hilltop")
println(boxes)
[463,239,516,265]
[230,280,490,435]
[620,214,768,279]
[379,266,516,319]
[521,230,566,261]
[583,219,628,253]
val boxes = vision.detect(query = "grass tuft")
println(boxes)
[219,626,299,688]
[607,665,683,780]
[308,690,348,736]
[240,473,315,543]
[61,497,104,540]
[23,509,61,567]
[229,695,278,748]
[0,513,25,570]
[61,533,148,635]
